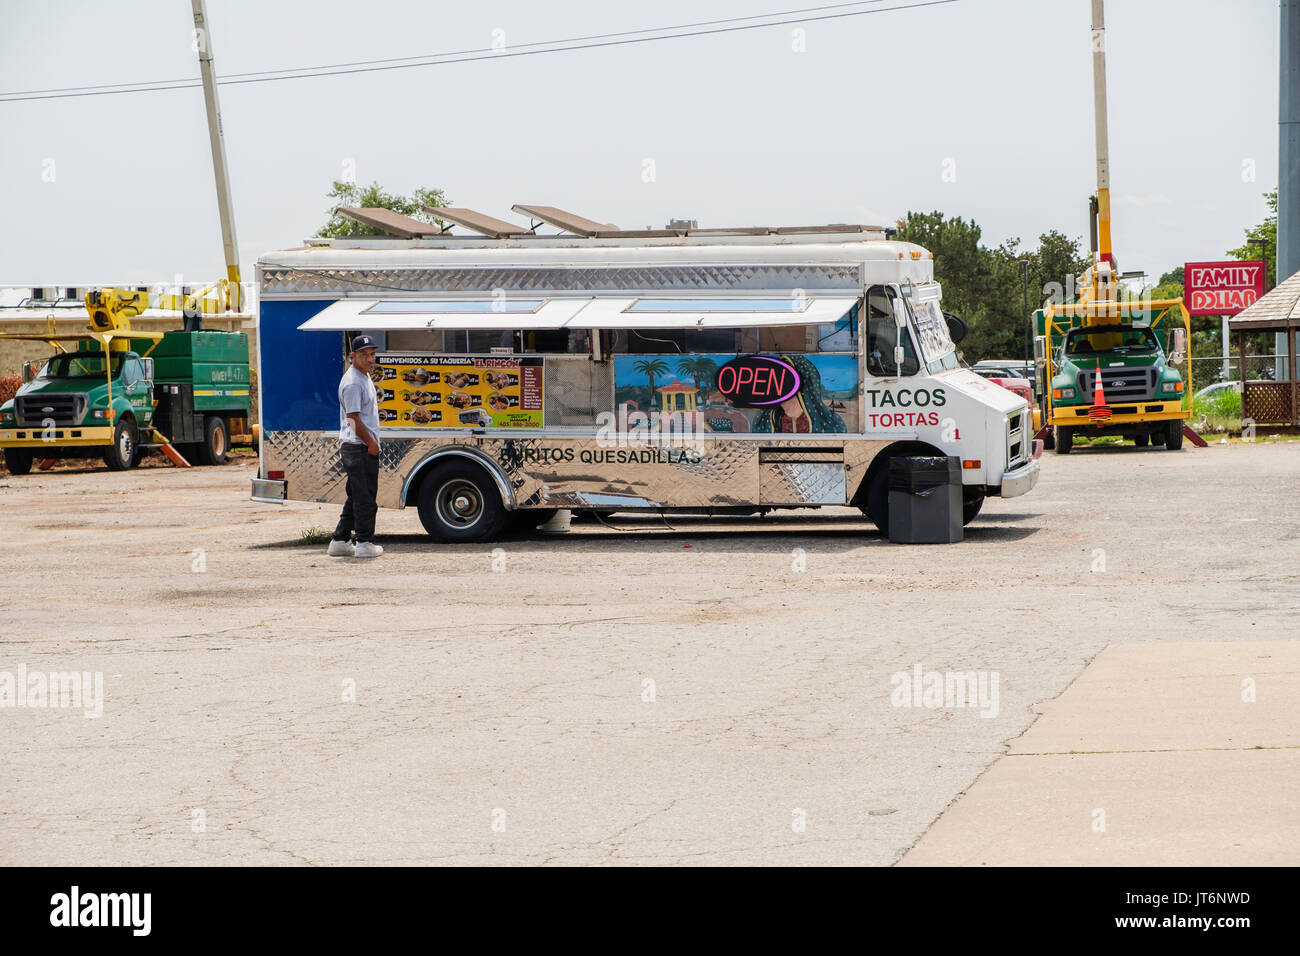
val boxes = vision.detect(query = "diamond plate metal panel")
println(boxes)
[260,264,860,297]
[759,462,846,505]
[265,431,893,513]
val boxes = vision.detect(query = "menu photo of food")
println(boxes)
[375,353,544,428]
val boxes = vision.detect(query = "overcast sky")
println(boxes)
[0,0,1281,287]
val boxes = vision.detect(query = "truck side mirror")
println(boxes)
[141,357,154,381]
[1170,328,1186,365]
[1034,336,1047,365]
[943,311,968,344]
[22,361,39,384]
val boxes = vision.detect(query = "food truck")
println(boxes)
[250,211,1039,541]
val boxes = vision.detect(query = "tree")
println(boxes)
[632,359,669,408]
[675,356,718,399]
[1226,188,1277,289]
[316,180,452,238]
[894,212,1088,363]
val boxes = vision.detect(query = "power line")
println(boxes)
[0,0,958,103]
[2,0,894,97]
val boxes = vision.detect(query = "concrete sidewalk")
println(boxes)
[897,641,1300,866]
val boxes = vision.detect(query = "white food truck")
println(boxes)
[250,211,1039,541]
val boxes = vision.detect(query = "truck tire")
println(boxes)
[1166,420,1184,450]
[1133,433,1149,447]
[962,491,985,525]
[861,466,891,536]
[417,461,507,543]
[1052,425,1074,454]
[3,448,33,475]
[196,416,229,466]
[103,417,137,471]
[1149,429,1166,447]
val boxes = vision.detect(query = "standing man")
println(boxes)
[329,335,384,558]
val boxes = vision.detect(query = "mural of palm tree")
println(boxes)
[633,359,670,408]
[675,357,719,404]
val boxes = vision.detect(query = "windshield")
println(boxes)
[38,352,123,380]
[1065,326,1159,356]
[908,297,958,371]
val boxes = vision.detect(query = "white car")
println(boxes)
[1193,380,1242,403]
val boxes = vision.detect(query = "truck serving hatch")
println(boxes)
[296,295,861,332]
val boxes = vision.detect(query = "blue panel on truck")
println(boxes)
[259,299,345,430]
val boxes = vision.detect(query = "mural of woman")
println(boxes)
[751,353,847,434]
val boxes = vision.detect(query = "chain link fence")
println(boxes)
[1188,353,1289,387]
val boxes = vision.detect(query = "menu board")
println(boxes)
[374,354,544,428]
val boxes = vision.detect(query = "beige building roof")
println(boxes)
[1228,269,1300,330]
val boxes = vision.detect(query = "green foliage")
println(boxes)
[316,181,452,238]
[1197,387,1243,434]
[632,359,670,407]
[675,356,718,394]
[894,212,1089,364]
[1226,188,1277,289]
[297,527,332,545]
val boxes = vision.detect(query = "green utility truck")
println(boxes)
[1034,301,1192,452]
[0,329,250,474]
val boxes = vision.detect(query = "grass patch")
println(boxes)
[1195,389,1243,434]
[298,527,332,546]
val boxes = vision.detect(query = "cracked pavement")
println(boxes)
[0,441,1296,865]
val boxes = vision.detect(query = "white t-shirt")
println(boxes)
[338,366,380,446]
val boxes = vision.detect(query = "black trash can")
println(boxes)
[888,456,962,544]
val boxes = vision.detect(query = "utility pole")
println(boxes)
[191,0,242,313]
[1091,0,1112,271]
[1280,1,1299,378]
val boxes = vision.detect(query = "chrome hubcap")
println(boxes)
[437,480,482,528]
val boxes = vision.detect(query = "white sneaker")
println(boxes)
[327,539,354,557]
[354,542,384,558]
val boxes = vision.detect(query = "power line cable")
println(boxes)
[0,0,958,103]
[3,0,894,97]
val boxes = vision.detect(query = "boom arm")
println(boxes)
[192,0,242,311]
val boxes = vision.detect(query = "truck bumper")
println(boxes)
[250,477,287,504]
[998,458,1040,498]
[0,425,114,447]
[1050,400,1188,427]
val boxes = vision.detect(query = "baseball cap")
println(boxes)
[351,334,376,352]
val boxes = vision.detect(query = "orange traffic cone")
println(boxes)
[1088,359,1112,421]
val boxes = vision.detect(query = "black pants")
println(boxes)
[333,443,379,544]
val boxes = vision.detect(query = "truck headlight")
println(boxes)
[1053,387,1076,399]
[1160,381,1184,394]
[91,408,109,419]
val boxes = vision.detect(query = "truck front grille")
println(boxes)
[15,394,86,427]
[1007,409,1029,467]
[1076,367,1157,401]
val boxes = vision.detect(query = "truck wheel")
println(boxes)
[506,508,557,532]
[197,416,229,465]
[1052,426,1074,454]
[1166,420,1184,450]
[103,417,137,471]
[861,467,891,536]
[1149,429,1166,447]
[962,492,985,525]
[1042,428,1056,451]
[1133,433,1149,447]
[3,448,34,475]
[417,461,507,543]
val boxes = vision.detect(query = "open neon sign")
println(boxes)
[716,355,801,407]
